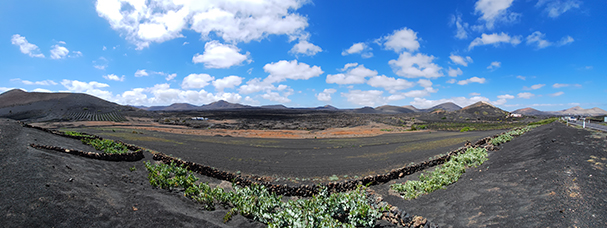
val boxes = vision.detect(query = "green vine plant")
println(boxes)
[144,161,387,227]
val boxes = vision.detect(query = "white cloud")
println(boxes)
[517,92,535,99]
[212,75,243,92]
[487,61,501,70]
[181,73,214,89]
[261,88,294,103]
[474,0,518,30]
[263,60,323,84]
[31,88,53,93]
[497,94,515,99]
[134,69,149,77]
[290,40,322,56]
[50,45,69,59]
[536,0,580,18]
[10,78,58,86]
[315,88,336,102]
[140,83,244,106]
[93,57,109,70]
[457,77,486,85]
[11,34,44,58]
[69,51,83,58]
[523,84,545,90]
[411,96,490,109]
[449,54,473,67]
[549,91,564,97]
[470,92,481,96]
[339,63,359,72]
[448,67,463,77]
[103,74,125,81]
[557,36,574,46]
[192,40,250,69]
[327,64,377,85]
[403,87,438,98]
[341,42,373,58]
[469,32,521,50]
[516,75,526,80]
[450,14,469,39]
[367,75,415,93]
[389,52,443,78]
[238,78,275,94]
[165,73,177,81]
[552,83,581,88]
[61,79,113,100]
[96,0,310,49]
[446,79,457,84]
[342,90,388,107]
[378,27,420,53]
[526,31,552,49]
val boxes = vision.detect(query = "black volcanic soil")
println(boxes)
[62,126,502,181]
[0,118,263,228]
[372,122,607,227]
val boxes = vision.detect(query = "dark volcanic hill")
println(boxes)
[147,103,198,111]
[548,106,607,116]
[375,105,417,114]
[0,89,140,122]
[512,107,552,116]
[423,102,462,112]
[198,100,251,110]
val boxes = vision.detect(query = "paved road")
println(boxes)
[567,120,607,132]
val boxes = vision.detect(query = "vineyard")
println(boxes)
[63,111,127,122]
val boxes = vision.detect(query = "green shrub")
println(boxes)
[81,138,129,154]
[144,162,386,227]
[391,147,488,199]
[528,117,557,126]
[460,126,473,132]
[64,131,95,138]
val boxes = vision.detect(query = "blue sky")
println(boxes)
[1,0,605,111]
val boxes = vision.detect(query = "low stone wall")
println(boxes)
[30,144,144,161]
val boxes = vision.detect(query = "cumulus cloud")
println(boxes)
[469,32,521,50]
[549,91,564,97]
[263,60,323,84]
[136,83,243,106]
[446,79,457,84]
[192,40,250,69]
[339,63,359,72]
[95,0,310,49]
[134,69,149,77]
[61,79,113,100]
[517,92,535,99]
[103,74,125,81]
[377,27,419,53]
[450,14,469,39]
[367,75,415,93]
[315,88,336,102]
[487,61,501,70]
[165,73,177,81]
[10,78,58,86]
[389,52,443,78]
[448,67,463,77]
[523,84,545,90]
[342,42,373,58]
[497,94,515,99]
[290,40,322,56]
[327,64,377,85]
[474,0,519,30]
[516,75,526,80]
[449,54,473,67]
[526,31,552,49]
[49,45,69,59]
[181,73,214,89]
[457,77,486,85]
[557,36,574,46]
[536,0,581,18]
[69,51,83,58]
[341,90,393,107]
[11,34,44,58]
[212,75,243,92]
[470,92,481,96]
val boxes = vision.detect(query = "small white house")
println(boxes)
[509,113,522,118]
[191,117,208,120]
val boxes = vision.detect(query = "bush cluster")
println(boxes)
[527,117,557,126]
[144,161,386,227]
[490,126,532,146]
[64,131,95,138]
[391,147,488,200]
[81,138,129,154]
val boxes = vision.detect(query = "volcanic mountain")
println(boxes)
[549,106,607,116]
[0,89,141,122]
[512,107,551,116]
